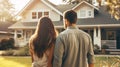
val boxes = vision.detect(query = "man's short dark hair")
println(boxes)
[64,10,77,24]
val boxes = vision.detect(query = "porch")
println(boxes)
[82,27,120,54]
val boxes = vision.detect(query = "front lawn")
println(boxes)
[0,56,31,67]
[0,55,120,67]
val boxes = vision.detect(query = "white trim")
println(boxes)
[31,10,50,19]
[77,24,120,28]
[8,24,120,29]
[72,1,99,10]
[41,0,63,15]
[98,27,101,48]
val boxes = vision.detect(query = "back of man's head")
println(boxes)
[63,10,77,24]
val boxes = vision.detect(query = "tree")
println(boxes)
[0,0,16,22]
[97,0,120,20]
[106,0,120,20]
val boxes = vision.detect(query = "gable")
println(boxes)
[74,2,95,18]
[19,0,60,22]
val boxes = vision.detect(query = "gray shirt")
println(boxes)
[53,26,95,67]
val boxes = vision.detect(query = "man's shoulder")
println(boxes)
[57,30,68,38]
[78,29,91,37]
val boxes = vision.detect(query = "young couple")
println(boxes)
[29,10,95,67]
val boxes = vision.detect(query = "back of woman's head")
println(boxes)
[32,17,56,58]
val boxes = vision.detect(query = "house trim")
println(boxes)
[41,0,63,15]
[72,1,99,10]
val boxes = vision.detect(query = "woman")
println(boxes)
[29,17,56,67]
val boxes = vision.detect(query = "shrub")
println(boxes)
[1,44,30,56]
[13,45,30,56]
[94,44,101,54]
[101,45,109,54]
[1,49,14,56]
[0,38,15,50]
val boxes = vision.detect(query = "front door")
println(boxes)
[117,31,120,49]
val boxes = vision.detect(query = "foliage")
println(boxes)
[106,0,120,20]
[1,49,14,56]
[0,38,15,50]
[0,0,16,22]
[1,45,30,56]
[94,44,101,54]
[101,45,109,54]
[13,45,30,56]
[97,0,120,20]
[107,0,120,20]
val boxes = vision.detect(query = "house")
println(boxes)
[0,21,14,41]
[9,0,120,51]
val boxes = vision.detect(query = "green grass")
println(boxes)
[0,56,120,67]
[95,55,120,67]
[0,56,31,67]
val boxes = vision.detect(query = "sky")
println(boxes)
[10,0,62,13]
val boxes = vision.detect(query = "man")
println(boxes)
[53,10,95,67]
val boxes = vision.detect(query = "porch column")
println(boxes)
[93,27,101,49]
[93,27,97,45]
[98,27,101,49]
[14,30,18,46]
[24,30,27,42]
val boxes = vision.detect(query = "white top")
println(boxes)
[32,51,49,67]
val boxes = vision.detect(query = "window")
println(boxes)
[44,12,49,17]
[32,11,49,19]
[38,12,42,19]
[80,10,86,18]
[32,12,37,19]
[88,11,92,17]
[107,31,116,40]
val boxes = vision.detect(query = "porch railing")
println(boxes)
[101,40,116,49]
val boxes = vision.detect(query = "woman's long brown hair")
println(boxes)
[31,17,56,58]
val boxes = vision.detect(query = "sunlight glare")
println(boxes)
[10,0,30,11]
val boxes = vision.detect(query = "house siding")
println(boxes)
[74,3,94,19]
[21,0,60,22]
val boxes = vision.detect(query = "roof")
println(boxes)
[76,6,120,27]
[8,21,63,29]
[72,1,99,10]
[0,21,14,31]
[17,0,98,16]
[42,0,77,13]
[42,0,98,15]
[9,6,120,29]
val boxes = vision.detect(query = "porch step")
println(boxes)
[105,49,120,55]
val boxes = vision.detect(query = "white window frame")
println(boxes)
[79,10,86,18]
[88,10,92,17]
[32,10,50,19]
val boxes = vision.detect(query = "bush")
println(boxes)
[2,49,14,56]
[101,45,109,54]
[0,38,15,50]
[13,45,30,56]
[1,45,30,56]
[94,44,101,54]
